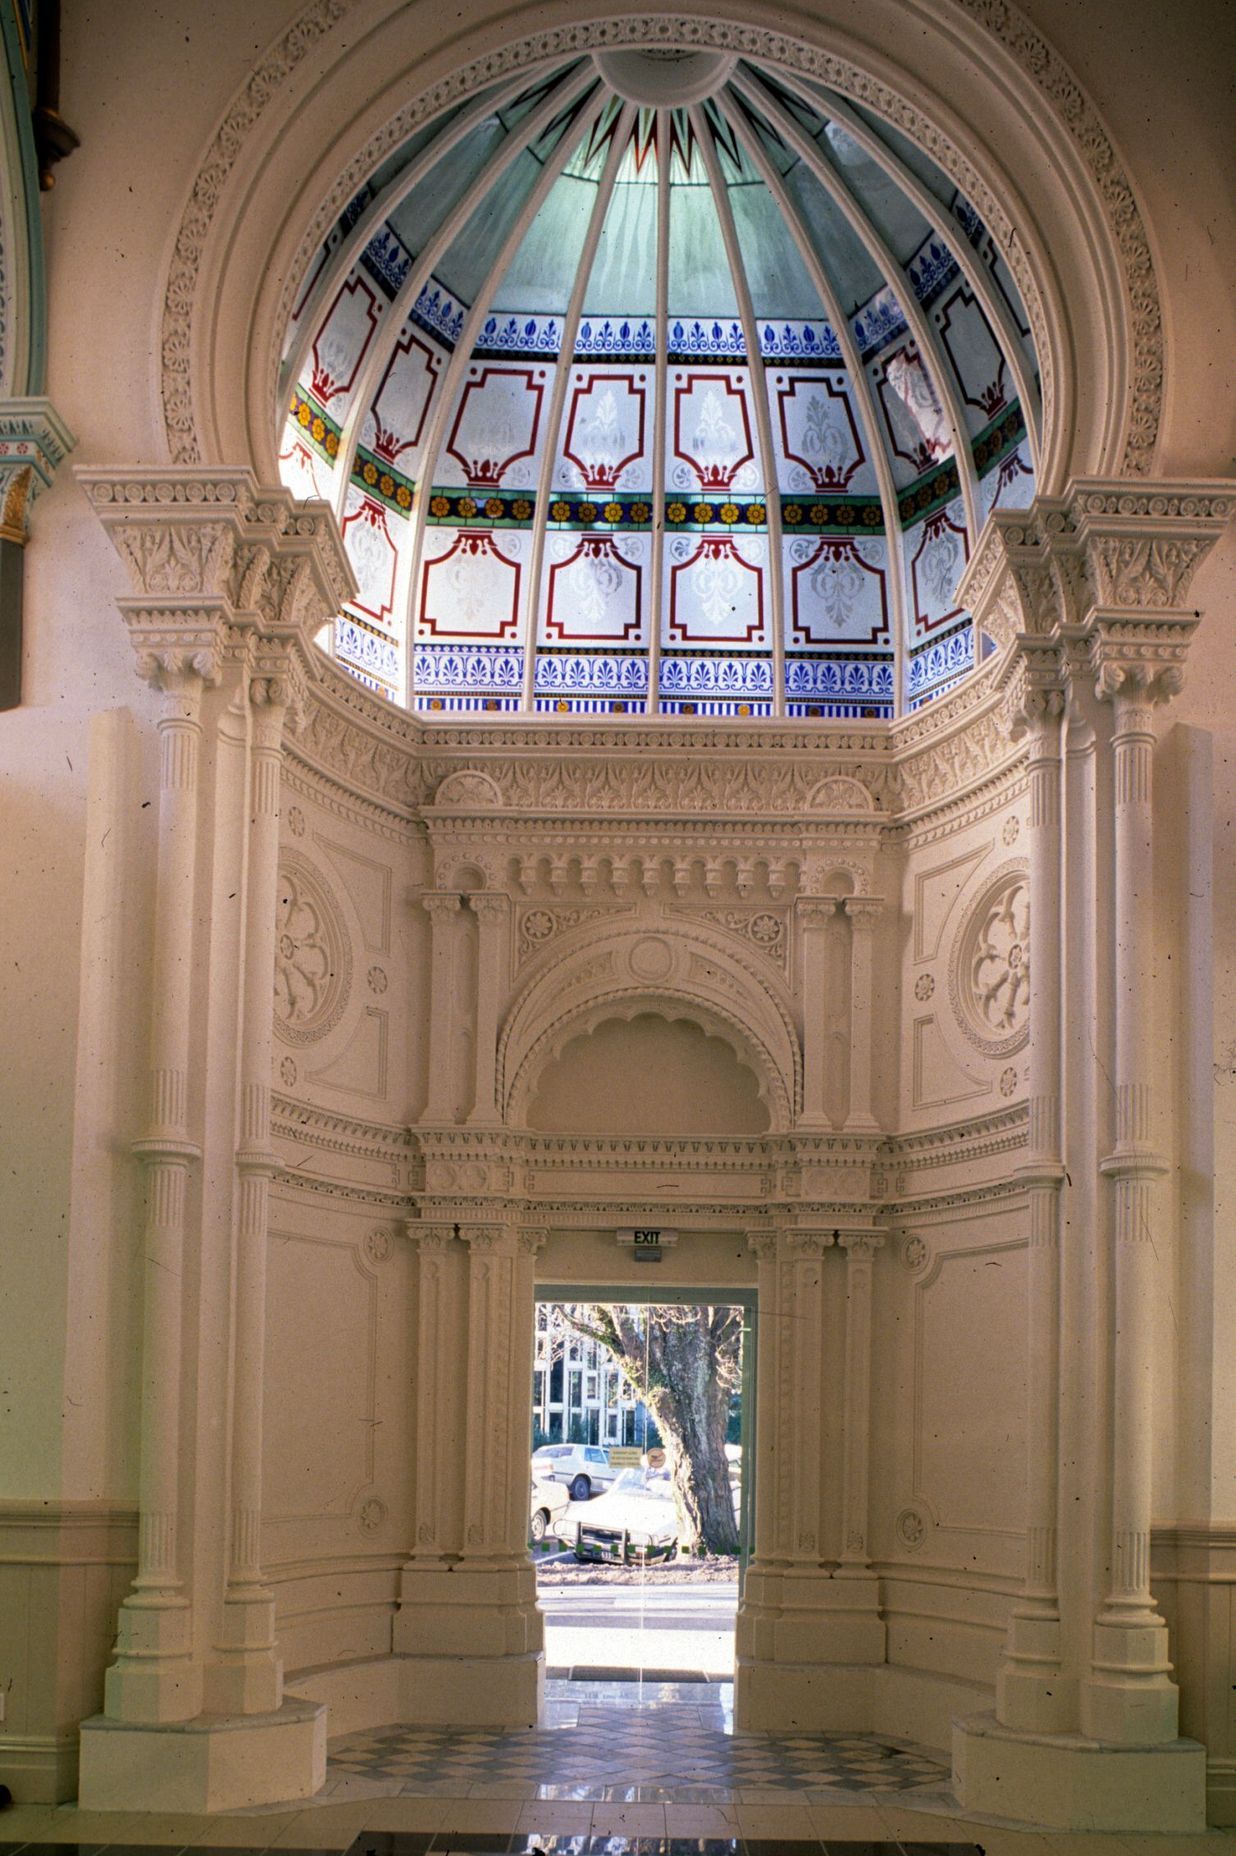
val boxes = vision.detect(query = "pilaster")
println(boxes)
[796,897,837,1128]
[75,470,351,1810]
[422,892,463,1121]
[468,893,509,1127]
[954,479,1230,1828]
[395,1217,544,1725]
[842,897,882,1131]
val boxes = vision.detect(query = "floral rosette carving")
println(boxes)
[273,852,352,1043]
[950,864,1030,1057]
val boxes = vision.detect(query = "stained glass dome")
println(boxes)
[278,46,1040,719]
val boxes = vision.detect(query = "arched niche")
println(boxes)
[526,1008,772,1136]
[501,919,799,1130]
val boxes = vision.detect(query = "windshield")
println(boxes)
[612,1467,674,1501]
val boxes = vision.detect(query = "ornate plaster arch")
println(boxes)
[162,0,1162,484]
[500,918,800,1129]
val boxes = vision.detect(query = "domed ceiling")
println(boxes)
[278,47,1040,719]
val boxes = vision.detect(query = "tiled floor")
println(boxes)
[326,1682,948,1803]
[0,1682,1229,1853]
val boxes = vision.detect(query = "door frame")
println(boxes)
[533,1283,757,1591]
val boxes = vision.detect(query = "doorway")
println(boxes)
[530,1286,756,1704]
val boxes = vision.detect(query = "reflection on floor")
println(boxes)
[328,1682,950,1802]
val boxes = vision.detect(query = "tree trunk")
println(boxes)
[569,1304,741,1556]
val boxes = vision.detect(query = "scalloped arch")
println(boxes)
[500,917,800,1128]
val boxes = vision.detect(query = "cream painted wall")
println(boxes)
[528,1012,772,1135]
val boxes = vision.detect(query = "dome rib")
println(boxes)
[520,101,635,711]
[724,88,909,675]
[279,68,542,413]
[729,68,980,543]
[690,99,786,715]
[401,90,609,704]
[772,69,1042,463]
[332,64,600,532]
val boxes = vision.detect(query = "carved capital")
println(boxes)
[461,1221,515,1255]
[421,890,463,925]
[78,467,356,697]
[784,1228,837,1257]
[470,891,509,928]
[842,895,884,928]
[518,1226,549,1256]
[1064,478,1232,618]
[409,1221,454,1253]
[746,1225,778,1260]
[797,896,838,931]
[839,1231,884,1262]
[0,398,75,543]
[1092,643,1187,727]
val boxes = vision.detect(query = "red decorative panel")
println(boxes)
[544,535,644,643]
[909,508,970,638]
[367,329,440,465]
[789,537,889,645]
[562,372,648,492]
[671,372,755,492]
[668,535,766,646]
[446,365,547,488]
[341,494,399,625]
[419,530,524,639]
[937,284,1008,422]
[775,375,864,491]
[309,276,382,406]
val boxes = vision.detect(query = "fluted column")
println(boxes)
[796,898,836,1127]
[998,674,1072,1730]
[843,897,882,1131]
[106,655,214,1725]
[1086,661,1180,1745]
[422,890,462,1121]
[468,892,509,1127]
[837,1233,882,1577]
[210,665,292,1715]
[408,1222,454,1560]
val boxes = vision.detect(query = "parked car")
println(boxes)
[553,1464,678,1563]
[530,1442,616,1501]
[530,1469,570,1543]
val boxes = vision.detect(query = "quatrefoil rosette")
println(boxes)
[948,862,1030,1058]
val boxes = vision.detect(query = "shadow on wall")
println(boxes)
[526,1011,770,1136]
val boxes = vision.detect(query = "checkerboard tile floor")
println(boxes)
[326,1681,950,1802]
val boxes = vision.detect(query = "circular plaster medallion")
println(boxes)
[367,964,388,994]
[628,934,674,981]
[523,908,555,943]
[279,1055,297,1087]
[364,1226,394,1264]
[1002,815,1021,846]
[749,911,782,947]
[950,865,1030,1057]
[896,1505,929,1551]
[358,1497,386,1534]
[273,853,352,1044]
[286,804,306,838]
[901,1235,931,1273]
[914,972,935,1002]
[1000,1066,1019,1098]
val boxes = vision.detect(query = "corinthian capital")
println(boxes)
[77,467,356,694]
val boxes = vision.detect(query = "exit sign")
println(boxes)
[617,1227,678,1257]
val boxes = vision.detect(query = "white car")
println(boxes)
[553,1464,678,1563]
[530,1469,570,1543]
[530,1442,617,1501]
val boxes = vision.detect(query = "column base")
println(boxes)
[392,1556,544,1725]
[1083,1616,1180,1743]
[952,1710,1206,1830]
[735,1656,875,1731]
[739,1563,885,1668]
[996,1613,1076,1732]
[77,1698,326,1813]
